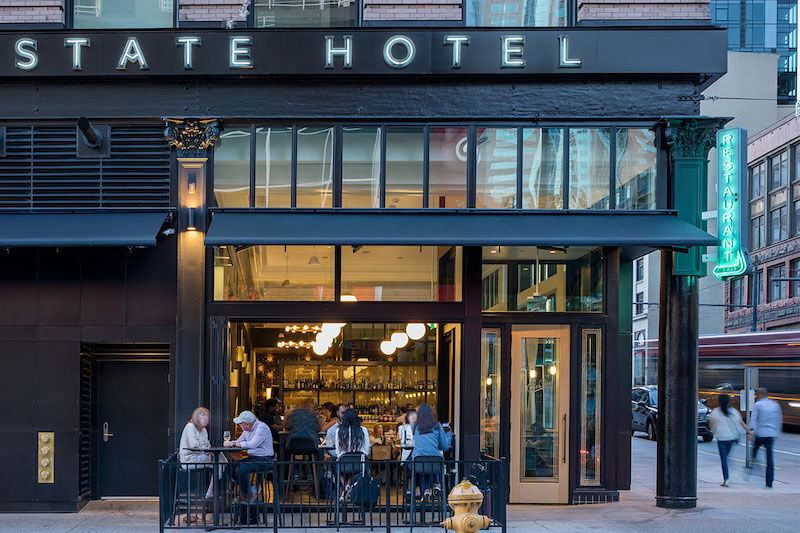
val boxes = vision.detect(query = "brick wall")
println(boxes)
[0,0,63,25]
[578,0,710,21]
[179,0,247,24]
[363,0,462,22]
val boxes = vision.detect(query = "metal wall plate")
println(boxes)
[38,432,54,484]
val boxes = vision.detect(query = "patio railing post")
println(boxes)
[385,459,391,533]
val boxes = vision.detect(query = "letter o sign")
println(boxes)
[383,35,416,69]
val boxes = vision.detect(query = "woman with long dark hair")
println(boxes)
[708,394,750,486]
[411,404,452,499]
[334,408,371,500]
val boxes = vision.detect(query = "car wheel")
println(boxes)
[702,434,713,442]
[646,420,657,441]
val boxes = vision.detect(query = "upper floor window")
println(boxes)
[791,259,800,298]
[635,258,644,282]
[750,162,765,199]
[770,151,788,189]
[634,292,644,315]
[768,264,787,302]
[73,0,174,29]
[253,0,357,28]
[729,277,745,308]
[466,0,568,26]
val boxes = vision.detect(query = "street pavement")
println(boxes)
[0,432,797,532]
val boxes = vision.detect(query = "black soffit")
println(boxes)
[205,212,719,247]
[0,211,170,247]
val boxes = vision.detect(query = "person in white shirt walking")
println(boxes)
[707,394,750,486]
[749,387,783,488]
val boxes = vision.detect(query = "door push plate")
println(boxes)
[37,432,54,484]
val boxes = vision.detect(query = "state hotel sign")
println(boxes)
[0,29,726,78]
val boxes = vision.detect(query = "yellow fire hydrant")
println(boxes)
[441,480,492,533]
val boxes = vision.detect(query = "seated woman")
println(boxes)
[179,407,226,500]
[397,408,417,463]
[334,409,371,501]
[410,404,452,500]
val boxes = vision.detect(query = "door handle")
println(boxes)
[103,422,114,442]
[561,413,567,464]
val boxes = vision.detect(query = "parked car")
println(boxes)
[631,386,713,442]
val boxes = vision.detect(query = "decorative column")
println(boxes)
[658,118,724,508]
[164,118,219,441]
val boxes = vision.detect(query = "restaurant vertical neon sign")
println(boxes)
[712,127,750,280]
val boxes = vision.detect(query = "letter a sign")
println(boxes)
[713,127,752,280]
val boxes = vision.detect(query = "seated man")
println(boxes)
[224,410,274,501]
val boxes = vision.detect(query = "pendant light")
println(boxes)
[391,331,409,349]
[406,323,426,340]
[380,340,396,355]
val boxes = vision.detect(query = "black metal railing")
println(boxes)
[159,454,507,532]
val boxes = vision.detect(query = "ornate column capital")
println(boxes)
[664,117,728,161]
[163,118,220,159]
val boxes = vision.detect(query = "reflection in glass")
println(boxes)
[522,128,564,209]
[74,0,173,28]
[341,246,462,302]
[213,245,334,301]
[520,336,559,482]
[429,128,468,208]
[569,128,611,209]
[580,329,601,486]
[342,127,381,208]
[296,127,334,208]
[386,127,424,208]
[476,128,517,209]
[213,129,251,207]
[466,0,568,27]
[254,0,356,27]
[255,127,292,208]
[481,247,603,312]
[615,129,656,210]
[481,329,501,459]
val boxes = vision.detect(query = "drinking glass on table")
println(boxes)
[223,430,231,443]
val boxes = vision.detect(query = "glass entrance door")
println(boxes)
[510,325,570,503]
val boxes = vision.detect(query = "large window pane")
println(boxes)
[429,128,468,208]
[615,128,657,210]
[480,329,501,459]
[213,245,334,301]
[255,127,291,208]
[74,0,173,28]
[466,0,568,26]
[481,246,603,312]
[476,128,517,209]
[296,127,334,208]
[254,0,356,27]
[770,205,788,243]
[580,329,601,486]
[213,129,251,207]
[386,127,424,209]
[569,128,611,209]
[342,127,381,208]
[342,246,462,302]
[522,128,564,209]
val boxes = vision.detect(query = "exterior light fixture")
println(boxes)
[406,323,426,340]
[186,207,197,231]
[391,332,409,349]
[187,173,197,193]
[380,340,395,355]
[549,365,557,376]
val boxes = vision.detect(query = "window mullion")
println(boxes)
[516,127,523,209]
[291,125,298,208]
[563,127,570,210]
[423,127,430,209]
[249,125,256,208]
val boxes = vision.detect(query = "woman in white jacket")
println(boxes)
[179,407,226,499]
[708,394,751,487]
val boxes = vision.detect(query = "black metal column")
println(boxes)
[656,250,699,509]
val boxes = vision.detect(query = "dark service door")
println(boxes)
[97,349,170,496]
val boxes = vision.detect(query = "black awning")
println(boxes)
[0,211,170,247]
[205,211,718,247]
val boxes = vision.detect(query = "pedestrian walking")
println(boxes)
[707,394,750,486]
[749,387,783,488]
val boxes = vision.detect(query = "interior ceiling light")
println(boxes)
[308,255,320,265]
[312,342,328,356]
[321,323,342,338]
[340,295,357,302]
[406,323,426,340]
[380,340,396,356]
[391,332,409,349]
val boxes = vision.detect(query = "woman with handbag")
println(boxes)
[708,394,751,487]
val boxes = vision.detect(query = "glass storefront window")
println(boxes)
[480,328,501,459]
[481,247,603,312]
[74,0,173,28]
[213,129,251,207]
[213,245,334,301]
[386,127,424,209]
[342,127,381,208]
[466,0,568,27]
[476,128,517,209]
[522,128,564,209]
[615,128,656,210]
[429,128,468,208]
[580,328,601,486]
[255,126,292,208]
[569,128,611,209]
[296,127,334,208]
[341,246,462,302]
[254,0,357,27]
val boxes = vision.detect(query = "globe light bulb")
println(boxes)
[312,342,328,356]
[321,323,341,338]
[549,365,557,376]
[380,340,396,355]
[406,323,426,340]
[391,332,409,348]
[486,377,492,386]
[529,369,536,379]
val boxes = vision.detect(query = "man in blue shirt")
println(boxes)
[749,387,783,488]
[224,410,274,499]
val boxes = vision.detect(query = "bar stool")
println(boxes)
[284,438,320,501]
[172,465,210,526]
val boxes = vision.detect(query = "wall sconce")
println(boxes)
[188,173,197,194]
[187,207,197,231]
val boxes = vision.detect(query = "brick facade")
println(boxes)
[363,0,462,22]
[0,0,63,25]
[578,0,710,21]
[179,0,248,24]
